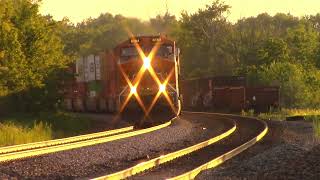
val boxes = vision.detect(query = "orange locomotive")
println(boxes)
[105,35,181,119]
[64,35,181,121]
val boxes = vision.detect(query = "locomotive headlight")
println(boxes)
[143,57,151,69]
[130,86,137,94]
[159,84,166,93]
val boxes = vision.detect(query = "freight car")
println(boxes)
[180,76,246,109]
[181,76,280,113]
[64,35,181,123]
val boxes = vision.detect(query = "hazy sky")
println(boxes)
[39,0,320,23]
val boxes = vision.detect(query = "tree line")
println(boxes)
[0,0,319,112]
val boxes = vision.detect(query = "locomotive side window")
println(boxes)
[156,45,174,58]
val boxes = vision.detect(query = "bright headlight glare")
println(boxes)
[159,84,166,93]
[130,86,137,94]
[143,57,151,69]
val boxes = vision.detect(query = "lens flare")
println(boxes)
[159,84,166,93]
[143,57,151,69]
[130,86,137,94]
[117,31,178,117]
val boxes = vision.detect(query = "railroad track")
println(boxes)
[0,120,173,163]
[94,112,268,180]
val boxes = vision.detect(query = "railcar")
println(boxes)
[180,76,280,112]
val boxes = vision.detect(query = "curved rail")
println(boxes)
[169,112,268,180]
[0,120,172,163]
[93,118,236,180]
[0,126,133,154]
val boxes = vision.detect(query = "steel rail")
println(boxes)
[0,126,134,155]
[0,120,172,163]
[169,111,268,180]
[93,117,236,180]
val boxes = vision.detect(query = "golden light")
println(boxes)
[116,29,178,117]
[159,84,166,93]
[143,57,151,69]
[130,86,137,94]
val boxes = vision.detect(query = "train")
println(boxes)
[63,36,280,122]
[63,35,181,124]
[181,76,280,113]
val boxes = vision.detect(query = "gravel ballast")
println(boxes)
[0,113,230,179]
[132,114,264,179]
[197,120,320,180]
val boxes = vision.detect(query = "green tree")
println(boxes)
[177,0,234,78]
[0,0,70,111]
[286,24,319,66]
[257,38,289,65]
[257,62,309,107]
[150,12,178,35]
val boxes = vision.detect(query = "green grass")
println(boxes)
[313,119,320,138]
[0,111,92,147]
[252,108,320,139]
[304,115,320,138]
[0,121,52,146]
[257,108,320,121]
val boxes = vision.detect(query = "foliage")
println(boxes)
[0,121,52,147]
[0,0,71,112]
[312,117,320,138]
[1,0,320,111]
[176,0,235,77]
[0,111,92,146]
[258,108,320,121]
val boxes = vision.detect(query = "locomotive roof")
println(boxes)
[115,35,174,49]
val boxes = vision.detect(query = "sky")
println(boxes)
[39,0,320,24]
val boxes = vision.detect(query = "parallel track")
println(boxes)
[169,112,268,180]
[0,120,173,163]
[93,112,268,180]
[0,126,133,155]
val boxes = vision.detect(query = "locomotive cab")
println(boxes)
[113,35,181,126]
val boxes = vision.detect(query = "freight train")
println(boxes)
[63,36,280,119]
[63,35,181,122]
[181,76,280,113]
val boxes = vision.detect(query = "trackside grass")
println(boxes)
[0,112,92,147]
[0,121,52,146]
[307,116,320,138]
[254,109,320,138]
[257,108,320,121]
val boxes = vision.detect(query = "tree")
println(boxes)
[177,0,235,78]
[257,38,289,65]
[150,12,178,35]
[286,24,319,66]
[0,0,70,111]
[257,62,309,107]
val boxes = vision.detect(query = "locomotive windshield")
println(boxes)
[156,45,173,57]
[120,47,138,57]
[120,45,174,63]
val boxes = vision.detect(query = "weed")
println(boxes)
[0,112,92,147]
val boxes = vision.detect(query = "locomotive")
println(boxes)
[64,35,181,123]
